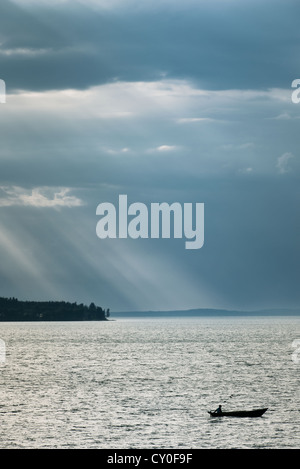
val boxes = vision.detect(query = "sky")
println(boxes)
[0,0,299,312]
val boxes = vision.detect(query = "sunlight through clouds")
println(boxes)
[0,0,299,311]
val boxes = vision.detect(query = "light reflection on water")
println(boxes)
[0,316,299,448]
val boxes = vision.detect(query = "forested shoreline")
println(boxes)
[0,297,109,321]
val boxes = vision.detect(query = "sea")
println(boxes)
[0,315,299,449]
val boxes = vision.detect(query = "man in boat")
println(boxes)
[215,405,222,414]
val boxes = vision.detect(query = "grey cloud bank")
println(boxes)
[1,0,300,92]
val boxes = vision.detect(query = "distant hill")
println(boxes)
[1,297,298,321]
[112,307,300,318]
[0,297,109,321]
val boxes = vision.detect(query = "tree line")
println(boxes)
[0,297,110,321]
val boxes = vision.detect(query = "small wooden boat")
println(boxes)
[208,408,268,418]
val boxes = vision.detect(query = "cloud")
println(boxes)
[276,153,295,174]
[0,47,52,57]
[270,112,292,120]
[176,117,216,124]
[238,167,253,174]
[104,147,131,155]
[1,79,298,193]
[2,0,300,92]
[156,145,178,152]
[0,186,84,208]
[0,0,299,311]
[145,144,181,155]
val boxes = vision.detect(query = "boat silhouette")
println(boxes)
[208,408,268,418]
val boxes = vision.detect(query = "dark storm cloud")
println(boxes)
[1,0,300,92]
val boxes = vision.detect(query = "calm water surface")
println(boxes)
[0,316,299,449]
